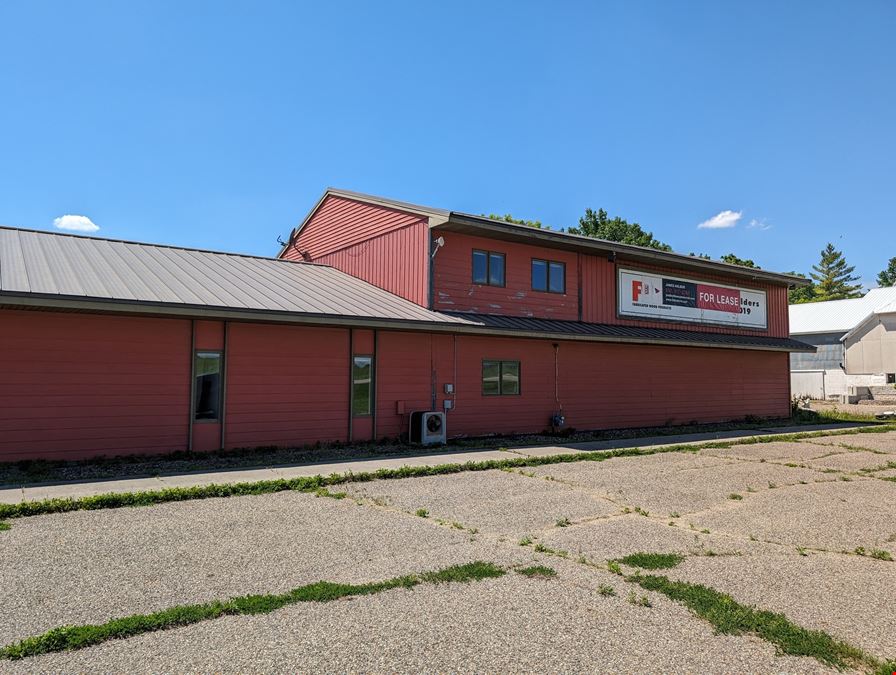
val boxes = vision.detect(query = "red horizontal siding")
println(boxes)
[224,322,350,448]
[432,233,579,320]
[284,195,429,305]
[582,256,790,338]
[0,309,190,461]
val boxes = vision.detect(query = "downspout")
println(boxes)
[372,328,378,441]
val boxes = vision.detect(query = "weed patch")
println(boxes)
[597,583,616,596]
[0,561,505,660]
[415,508,429,518]
[0,522,9,532]
[616,552,684,570]
[516,565,557,579]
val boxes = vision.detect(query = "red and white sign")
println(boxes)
[619,268,767,329]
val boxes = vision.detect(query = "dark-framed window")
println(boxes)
[352,355,374,416]
[531,259,566,293]
[482,360,521,396]
[472,249,506,287]
[194,351,223,421]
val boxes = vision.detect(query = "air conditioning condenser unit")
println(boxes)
[410,411,446,445]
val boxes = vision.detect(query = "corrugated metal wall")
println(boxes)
[284,195,429,306]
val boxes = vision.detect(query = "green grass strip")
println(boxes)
[0,424,891,522]
[0,560,505,660]
[0,522,9,531]
[631,573,886,671]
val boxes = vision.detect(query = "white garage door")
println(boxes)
[791,370,825,400]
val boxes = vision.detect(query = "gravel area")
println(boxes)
[668,550,896,657]
[539,512,769,561]
[690,478,896,554]
[1,560,838,675]
[341,469,621,536]
[699,440,855,463]
[0,490,519,645]
[3,431,894,672]
[805,450,896,472]
[528,451,826,515]
[805,431,896,453]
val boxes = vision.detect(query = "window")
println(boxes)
[482,360,520,396]
[194,351,223,421]
[472,250,505,287]
[531,259,565,293]
[352,356,374,416]
[887,373,895,385]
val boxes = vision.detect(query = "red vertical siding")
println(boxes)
[224,323,350,448]
[0,309,190,461]
[432,232,579,320]
[581,256,790,338]
[284,195,429,306]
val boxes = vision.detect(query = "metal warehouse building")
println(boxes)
[0,189,813,461]
[790,287,896,400]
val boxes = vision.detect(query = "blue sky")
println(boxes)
[1,1,894,285]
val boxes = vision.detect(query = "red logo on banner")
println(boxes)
[631,280,643,301]
[697,284,741,312]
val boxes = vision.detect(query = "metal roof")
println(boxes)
[0,226,464,325]
[290,188,809,287]
[789,287,896,335]
[0,226,810,353]
[447,313,815,353]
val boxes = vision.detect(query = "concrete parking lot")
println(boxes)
[1,429,894,673]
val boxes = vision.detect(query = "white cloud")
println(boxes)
[748,218,772,231]
[53,214,99,232]
[697,210,742,229]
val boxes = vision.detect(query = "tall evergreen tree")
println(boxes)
[809,243,863,301]
[568,208,672,251]
[877,257,896,287]
[785,271,816,304]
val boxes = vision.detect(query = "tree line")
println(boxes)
[484,210,896,304]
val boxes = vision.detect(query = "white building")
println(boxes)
[789,287,896,400]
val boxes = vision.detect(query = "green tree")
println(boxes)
[483,213,549,230]
[785,271,817,304]
[720,253,759,269]
[689,252,711,260]
[809,243,863,301]
[568,208,672,251]
[877,257,896,287]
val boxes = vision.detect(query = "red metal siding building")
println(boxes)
[0,189,812,461]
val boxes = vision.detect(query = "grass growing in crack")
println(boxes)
[630,574,875,671]
[728,493,743,500]
[606,560,623,575]
[518,535,533,546]
[627,591,651,607]
[616,552,684,570]
[1,425,892,523]
[597,584,616,596]
[0,561,505,660]
[516,565,557,579]
[415,508,429,518]
[313,487,346,500]
[555,517,571,527]
[855,546,893,561]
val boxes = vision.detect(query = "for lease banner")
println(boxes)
[617,268,768,329]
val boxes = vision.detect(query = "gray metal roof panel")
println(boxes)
[0,226,467,324]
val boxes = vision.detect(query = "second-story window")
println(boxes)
[472,250,505,287]
[531,259,566,293]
